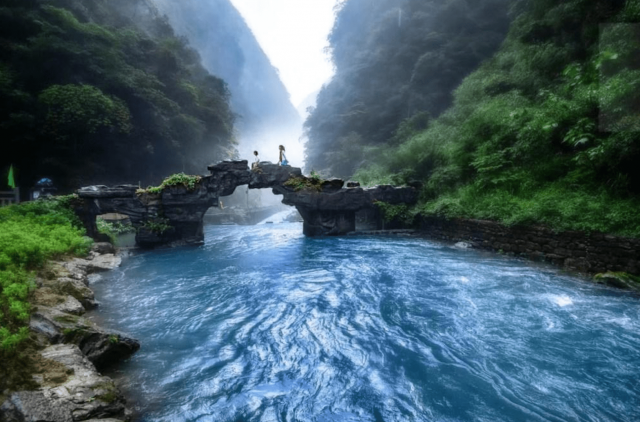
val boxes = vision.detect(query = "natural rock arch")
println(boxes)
[75,161,418,248]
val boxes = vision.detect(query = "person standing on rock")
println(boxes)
[278,145,289,166]
[252,151,260,169]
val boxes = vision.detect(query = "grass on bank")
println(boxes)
[0,196,91,353]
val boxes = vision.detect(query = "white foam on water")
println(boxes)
[550,295,573,307]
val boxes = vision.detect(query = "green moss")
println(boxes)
[137,173,202,195]
[62,327,89,344]
[594,272,640,290]
[284,172,324,192]
[93,382,118,403]
[54,314,80,324]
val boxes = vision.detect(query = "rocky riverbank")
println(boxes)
[0,243,140,422]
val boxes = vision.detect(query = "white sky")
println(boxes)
[229,0,338,107]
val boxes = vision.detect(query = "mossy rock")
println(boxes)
[594,272,640,291]
[62,327,90,344]
[54,314,80,324]
[93,382,119,404]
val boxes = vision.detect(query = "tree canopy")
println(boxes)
[0,0,236,191]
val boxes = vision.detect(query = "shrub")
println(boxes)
[374,201,415,226]
[97,218,135,243]
[0,198,90,353]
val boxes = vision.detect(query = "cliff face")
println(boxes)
[304,0,512,177]
[150,0,301,136]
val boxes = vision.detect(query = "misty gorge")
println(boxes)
[1,1,640,422]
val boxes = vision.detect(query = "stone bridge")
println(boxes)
[75,161,418,248]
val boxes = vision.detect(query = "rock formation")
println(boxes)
[0,345,129,422]
[274,181,418,236]
[0,244,138,422]
[75,161,418,247]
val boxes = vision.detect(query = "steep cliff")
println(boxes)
[304,0,512,177]
[150,0,301,137]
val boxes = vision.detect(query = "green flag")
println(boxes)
[8,164,15,189]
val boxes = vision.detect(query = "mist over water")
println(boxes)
[90,224,640,422]
[149,0,306,173]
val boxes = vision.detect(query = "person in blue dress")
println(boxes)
[278,145,288,166]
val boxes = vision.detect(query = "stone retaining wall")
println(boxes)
[419,216,640,275]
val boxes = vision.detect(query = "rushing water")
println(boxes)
[88,222,640,422]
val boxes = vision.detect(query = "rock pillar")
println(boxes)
[297,208,356,236]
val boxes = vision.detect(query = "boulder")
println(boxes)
[47,277,96,309]
[67,256,122,274]
[0,390,74,422]
[29,307,140,370]
[91,243,115,255]
[33,289,85,316]
[0,345,128,422]
[54,296,85,316]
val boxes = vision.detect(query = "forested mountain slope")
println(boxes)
[356,0,640,237]
[150,0,301,137]
[0,0,236,192]
[304,0,512,177]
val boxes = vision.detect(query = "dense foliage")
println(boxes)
[0,0,236,192]
[0,197,90,352]
[304,0,512,177]
[356,0,640,237]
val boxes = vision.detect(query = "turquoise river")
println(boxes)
[88,221,640,422]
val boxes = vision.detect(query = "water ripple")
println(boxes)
[88,223,640,422]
